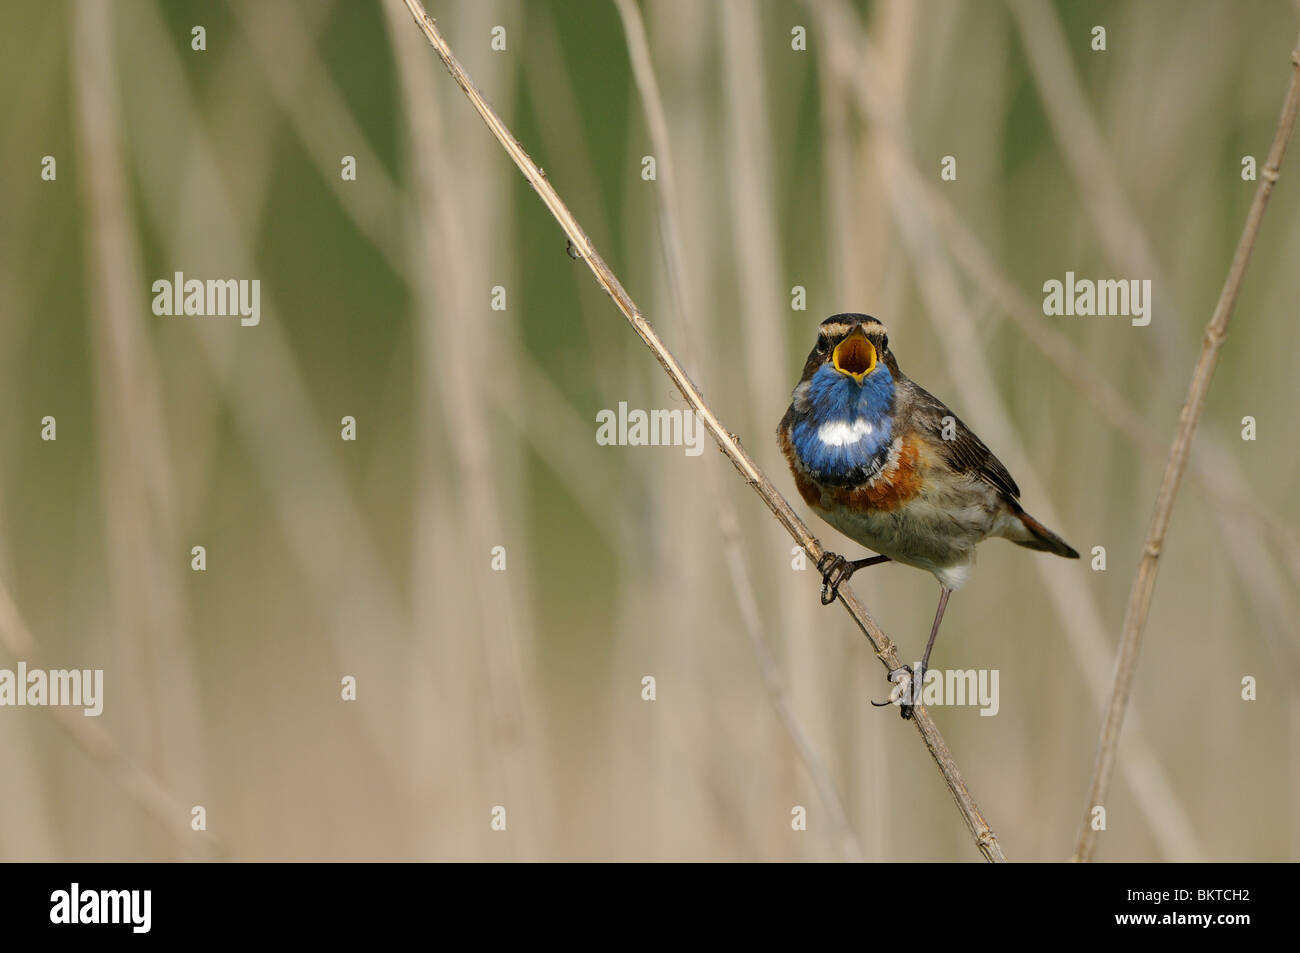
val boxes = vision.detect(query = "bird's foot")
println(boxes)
[816,551,889,605]
[871,665,918,719]
[816,552,852,605]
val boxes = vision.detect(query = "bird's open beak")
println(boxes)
[832,326,876,383]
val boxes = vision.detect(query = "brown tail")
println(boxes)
[1009,504,1080,559]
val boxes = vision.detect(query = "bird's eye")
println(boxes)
[816,338,830,355]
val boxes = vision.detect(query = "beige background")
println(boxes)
[0,0,1297,861]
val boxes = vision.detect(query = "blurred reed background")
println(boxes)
[1,0,1298,862]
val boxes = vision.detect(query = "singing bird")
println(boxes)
[778,313,1078,713]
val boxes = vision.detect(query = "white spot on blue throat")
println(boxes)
[789,361,896,479]
[816,418,873,447]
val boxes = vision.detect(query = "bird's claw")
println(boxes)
[871,665,918,719]
[817,551,851,605]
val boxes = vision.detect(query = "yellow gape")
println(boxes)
[832,328,876,383]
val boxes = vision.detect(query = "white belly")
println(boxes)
[813,477,1005,591]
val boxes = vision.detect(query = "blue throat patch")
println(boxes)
[790,363,895,484]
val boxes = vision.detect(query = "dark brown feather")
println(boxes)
[895,379,1022,500]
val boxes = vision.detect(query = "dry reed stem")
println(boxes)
[615,0,865,863]
[1073,39,1300,863]
[400,0,1006,862]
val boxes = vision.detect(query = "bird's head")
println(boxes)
[790,313,899,427]
[798,314,897,389]
[785,314,899,478]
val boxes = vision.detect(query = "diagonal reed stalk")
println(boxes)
[1073,39,1300,863]
[399,0,1006,862]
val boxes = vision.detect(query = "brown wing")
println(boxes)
[899,379,1021,500]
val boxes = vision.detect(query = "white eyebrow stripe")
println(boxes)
[817,418,873,446]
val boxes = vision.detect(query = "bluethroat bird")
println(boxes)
[778,313,1079,715]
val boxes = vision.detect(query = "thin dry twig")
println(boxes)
[399,0,1006,862]
[1072,40,1300,863]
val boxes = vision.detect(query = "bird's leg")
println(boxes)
[918,585,953,680]
[815,552,890,605]
[872,585,952,719]
[903,586,953,719]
